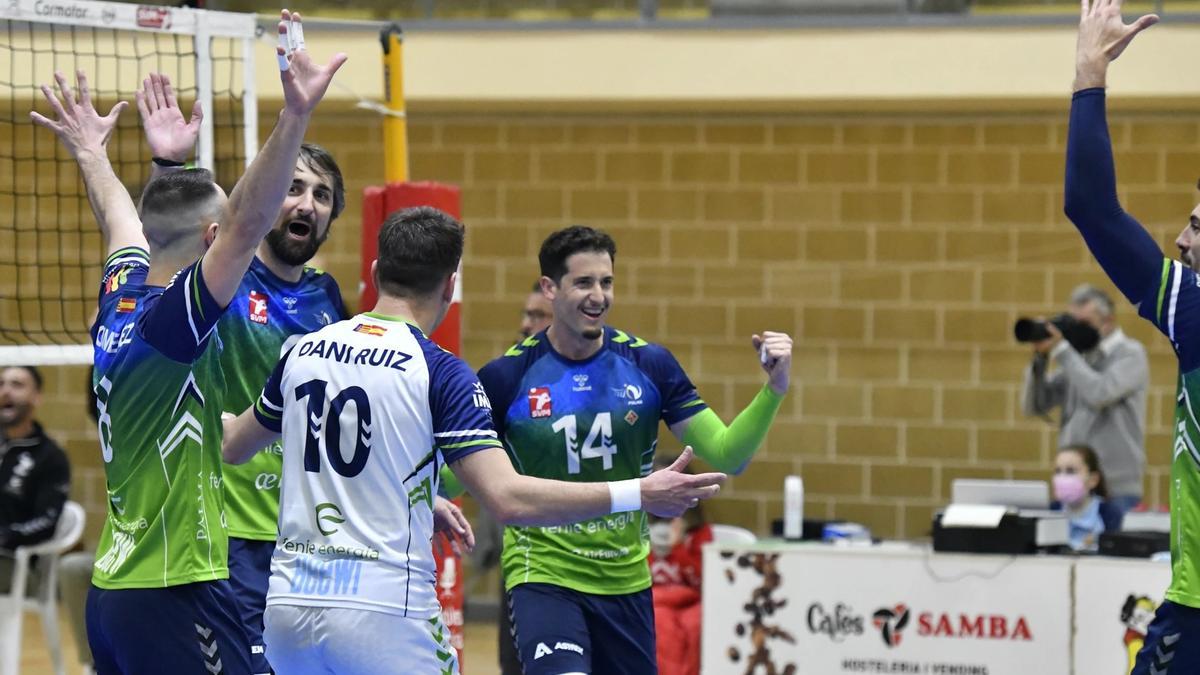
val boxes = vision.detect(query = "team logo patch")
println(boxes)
[115,297,137,313]
[105,265,133,293]
[283,295,299,314]
[353,323,387,336]
[529,387,552,418]
[249,291,268,325]
[625,410,639,426]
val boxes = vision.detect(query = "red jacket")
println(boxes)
[649,524,713,607]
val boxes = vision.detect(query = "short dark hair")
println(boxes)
[5,365,43,391]
[140,168,218,217]
[376,206,464,298]
[299,143,345,221]
[139,168,221,248]
[538,225,617,283]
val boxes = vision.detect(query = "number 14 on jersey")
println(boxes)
[552,413,617,474]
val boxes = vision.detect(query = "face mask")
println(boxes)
[649,522,674,552]
[1053,473,1089,506]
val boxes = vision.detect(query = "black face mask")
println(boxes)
[1014,314,1101,353]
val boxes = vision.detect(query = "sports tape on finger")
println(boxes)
[277,28,290,70]
[291,20,306,50]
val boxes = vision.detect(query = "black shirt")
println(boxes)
[0,422,70,549]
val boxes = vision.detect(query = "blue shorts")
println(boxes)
[508,582,656,675]
[86,580,252,675]
[1132,600,1200,675]
[228,537,274,674]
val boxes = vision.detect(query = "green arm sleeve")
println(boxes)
[439,464,466,499]
[681,384,785,475]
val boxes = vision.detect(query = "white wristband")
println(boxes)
[608,479,641,513]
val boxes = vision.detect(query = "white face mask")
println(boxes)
[649,522,674,551]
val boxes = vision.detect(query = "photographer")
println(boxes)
[1021,285,1148,520]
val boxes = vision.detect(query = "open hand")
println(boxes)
[1075,0,1158,90]
[640,447,726,519]
[276,9,347,117]
[433,496,475,558]
[137,72,201,163]
[30,70,127,157]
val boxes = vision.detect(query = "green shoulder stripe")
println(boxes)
[191,260,206,322]
[504,335,540,357]
[105,246,149,267]
[255,399,281,421]
[1157,258,1172,327]
[439,439,504,451]
[612,329,648,348]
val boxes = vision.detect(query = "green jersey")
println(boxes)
[218,257,346,541]
[476,327,707,595]
[1143,258,1200,607]
[90,248,229,588]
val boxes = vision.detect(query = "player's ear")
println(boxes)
[370,259,380,292]
[203,222,219,249]
[442,271,457,304]
[539,275,556,300]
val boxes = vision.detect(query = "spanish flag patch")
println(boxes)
[353,323,387,337]
[116,297,137,313]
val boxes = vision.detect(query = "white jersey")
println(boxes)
[253,312,501,619]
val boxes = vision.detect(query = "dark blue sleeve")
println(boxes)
[637,343,708,426]
[139,257,225,363]
[253,346,293,433]
[426,345,504,464]
[1063,88,1166,307]
[476,355,525,439]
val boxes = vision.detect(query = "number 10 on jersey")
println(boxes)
[552,413,617,474]
[296,379,374,478]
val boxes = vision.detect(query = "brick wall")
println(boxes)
[39,102,1195,545]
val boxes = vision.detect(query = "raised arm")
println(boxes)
[201,9,347,307]
[669,332,793,475]
[137,72,202,182]
[1063,0,1161,305]
[30,70,145,258]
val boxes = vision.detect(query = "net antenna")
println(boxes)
[0,0,257,366]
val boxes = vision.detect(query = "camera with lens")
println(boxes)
[1013,314,1101,353]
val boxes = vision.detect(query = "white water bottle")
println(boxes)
[784,475,804,540]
